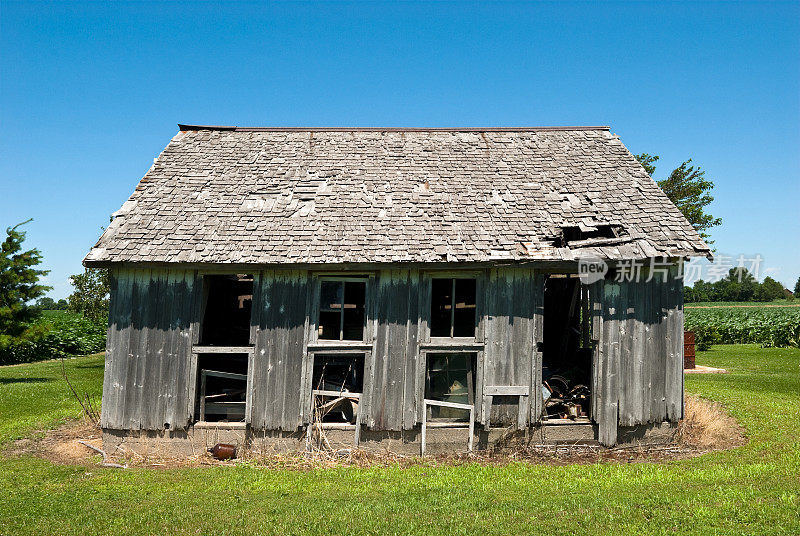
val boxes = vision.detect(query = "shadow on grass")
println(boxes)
[74,363,104,369]
[0,377,53,385]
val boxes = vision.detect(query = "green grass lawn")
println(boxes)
[0,354,104,445]
[1,346,798,535]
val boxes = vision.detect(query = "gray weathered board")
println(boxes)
[101,264,683,445]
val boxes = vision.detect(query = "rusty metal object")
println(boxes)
[684,331,696,369]
[544,378,591,420]
[208,443,237,460]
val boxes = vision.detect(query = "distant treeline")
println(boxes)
[684,268,792,303]
[35,296,69,310]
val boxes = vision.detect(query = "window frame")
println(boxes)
[422,271,484,344]
[196,272,257,347]
[416,348,484,424]
[189,271,257,427]
[309,274,374,346]
[302,348,370,425]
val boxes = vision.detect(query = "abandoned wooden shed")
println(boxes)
[85,125,710,455]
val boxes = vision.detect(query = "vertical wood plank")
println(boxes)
[402,268,420,430]
[101,267,133,429]
[598,280,620,446]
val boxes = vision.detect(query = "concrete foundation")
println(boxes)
[103,420,677,458]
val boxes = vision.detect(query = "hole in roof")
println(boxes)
[555,225,625,247]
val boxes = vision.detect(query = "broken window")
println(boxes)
[311,353,365,423]
[430,278,477,338]
[196,352,248,422]
[541,275,593,421]
[318,279,367,341]
[425,352,476,420]
[195,274,253,423]
[200,274,254,346]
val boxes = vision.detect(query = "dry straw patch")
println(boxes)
[675,394,747,450]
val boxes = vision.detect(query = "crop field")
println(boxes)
[685,300,798,308]
[684,306,800,348]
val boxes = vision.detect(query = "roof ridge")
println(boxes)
[177,124,611,133]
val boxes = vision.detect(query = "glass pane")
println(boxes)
[430,278,453,337]
[318,281,343,339]
[452,279,477,337]
[425,353,475,404]
[342,281,366,340]
[320,280,343,312]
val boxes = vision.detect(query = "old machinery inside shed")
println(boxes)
[542,275,593,421]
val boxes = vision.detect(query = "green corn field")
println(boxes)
[685,306,800,349]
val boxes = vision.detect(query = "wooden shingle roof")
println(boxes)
[85,126,710,266]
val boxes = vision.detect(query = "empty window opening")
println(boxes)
[196,352,248,423]
[200,274,253,346]
[430,278,477,338]
[311,353,365,423]
[425,352,476,421]
[542,275,593,421]
[318,279,366,341]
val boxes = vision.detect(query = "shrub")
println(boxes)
[693,326,722,351]
[0,311,106,366]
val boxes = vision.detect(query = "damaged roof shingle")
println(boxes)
[84,126,710,265]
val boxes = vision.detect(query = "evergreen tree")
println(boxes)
[0,220,50,345]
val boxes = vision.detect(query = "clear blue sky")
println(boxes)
[1,1,798,299]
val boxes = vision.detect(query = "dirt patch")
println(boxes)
[8,397,746,470]
[8,419,103,466]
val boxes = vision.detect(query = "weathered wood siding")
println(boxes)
[593,266,684,445]
[101,264,683,445]
[101,267,198,431]
[483,268,543,428]
[249,270,310,430]
[361,269,419,431]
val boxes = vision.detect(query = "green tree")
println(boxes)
[690,279,714,302]
[754,276,786,302]
[719,267,756,302]
[35,296,56,310]
[0,220,51,345]
[794,276,800,298]
[636,153,659,176]
[683,286,695,302]
[635,154,722,244]
[68,268,110,323]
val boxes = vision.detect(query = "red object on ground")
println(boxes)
[208,443,237,460]
[684,331,696,369]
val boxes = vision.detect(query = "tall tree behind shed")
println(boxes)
[68,268,110,323]
[636,153,722,244]
[0,220,51,345]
